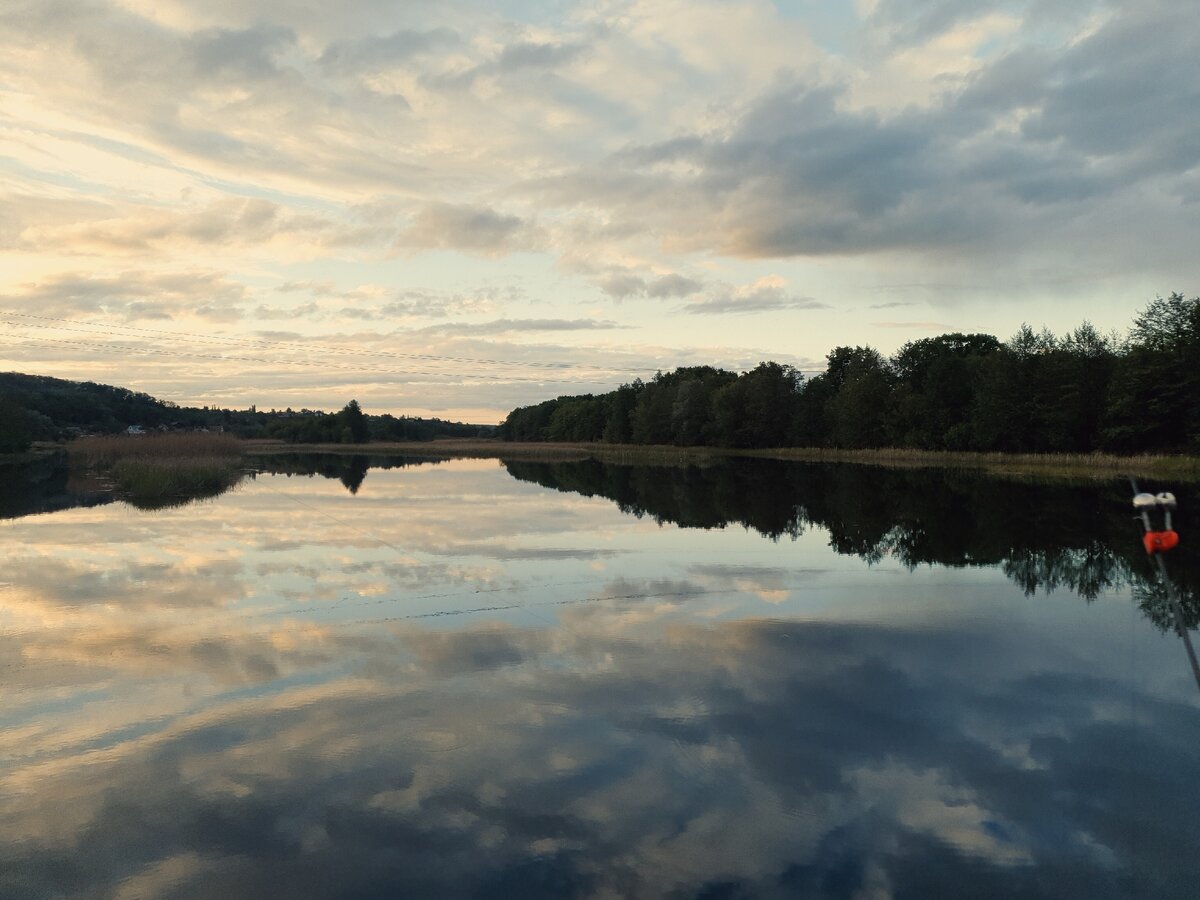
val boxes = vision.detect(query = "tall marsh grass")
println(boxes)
[69,433,242,466]
[68,433,245,505]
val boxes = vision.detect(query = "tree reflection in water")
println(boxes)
[504,458,1200,630]
[2,454,1199,897]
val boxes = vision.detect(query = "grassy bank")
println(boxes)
[243,438,1200,480]
[68,433,245,505]
[742,447,1200,480]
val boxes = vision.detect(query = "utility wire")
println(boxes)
[0,311,821,378]
[0,311,646,374]
[0,335,614,385]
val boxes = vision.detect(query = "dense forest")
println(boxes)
[500,293,1200,454]
[0,372,492,452]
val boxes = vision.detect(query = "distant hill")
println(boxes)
[0,371,494,451]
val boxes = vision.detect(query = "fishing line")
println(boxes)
[1128,476,1200,695]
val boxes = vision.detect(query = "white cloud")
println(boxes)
[1,0,1196,414]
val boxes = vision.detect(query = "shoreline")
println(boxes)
[14,437,1196,481]
[240,439,1200,480]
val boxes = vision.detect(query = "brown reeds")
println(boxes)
[69,432,243,467]
[68,433,245,504]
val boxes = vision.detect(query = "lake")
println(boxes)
[2,453,1198,898]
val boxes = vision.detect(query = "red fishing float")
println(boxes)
[1142,529,1179,555]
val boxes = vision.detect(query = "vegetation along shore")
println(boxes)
[67,433,246,507]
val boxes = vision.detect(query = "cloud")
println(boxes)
[596,273,649,299]
[596,271,704,300]
[269,281,490,321]
[3,0,1199,415]
[872,320,953,328]
[417,318,623,336]
[2,609,1195,896]
[396,203,540,255]
[682,276,829,315]
[318,28,459,74]
[425,38,589,90]
[16,198,346,257]
[251,302,321,320]
[529,0,1200,276]
[864,0,1024,44]
[646,273,704,299]
[0,271,249,321]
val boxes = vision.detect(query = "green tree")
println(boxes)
[602,381,642,443]
[1105,293,1200,451]
[0,399,34,453]
[711,362,801,448]
[890,333,1000,449]
[823,346,892,448]
[337,400,369,444]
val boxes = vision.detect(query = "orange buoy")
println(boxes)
[1143,530,1180,555]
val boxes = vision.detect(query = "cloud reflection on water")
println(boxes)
[0,457,1198,897]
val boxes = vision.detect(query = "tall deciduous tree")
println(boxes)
[338,400,370,444]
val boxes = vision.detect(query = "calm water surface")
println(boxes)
[1,455,1198,898]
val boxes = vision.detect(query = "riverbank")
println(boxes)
[241,439,1200,480]
[68,433,245,506]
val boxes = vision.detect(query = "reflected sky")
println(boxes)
[1,457,1198,898]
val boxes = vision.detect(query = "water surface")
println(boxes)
[1,455,1198,898]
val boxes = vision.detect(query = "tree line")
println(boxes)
[264,402,489,444]
[499,293,1200,454]
[0,372,494,453]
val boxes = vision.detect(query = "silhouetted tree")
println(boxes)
[0,399,34,453]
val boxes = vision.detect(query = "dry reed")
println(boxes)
[68,433,246,503]
[69,432,243,467]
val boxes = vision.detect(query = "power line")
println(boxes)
[0,334,618,385]
[0,311,824,377]
[0,311,648,374]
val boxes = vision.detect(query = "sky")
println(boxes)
[1,0,1198,423]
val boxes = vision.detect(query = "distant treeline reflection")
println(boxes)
[251,453,447,494]
[504,457,1200,630]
